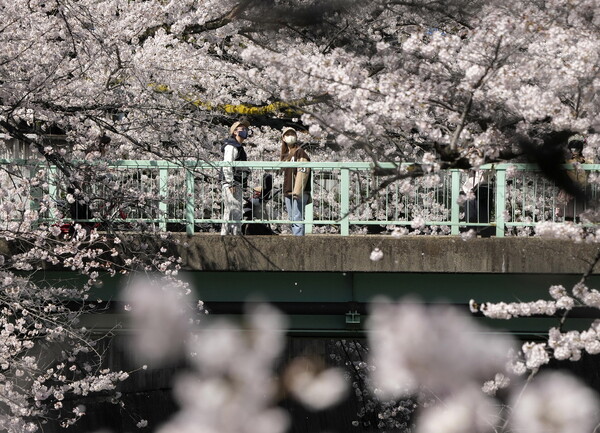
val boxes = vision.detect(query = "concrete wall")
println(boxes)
[2,234,598,274]
[173,234,600,274]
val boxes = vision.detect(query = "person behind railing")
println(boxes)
[556,134,589,222]
[462,168,494,237]
[242,173,276,235]
[220,119,251,236]
[65,186,96,233]
[280,127,311,236]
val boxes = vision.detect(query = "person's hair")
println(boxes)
[568,140,584,152]
[280,140,289,161]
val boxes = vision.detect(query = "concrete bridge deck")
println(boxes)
[2,234,599,274]
[174,234,600,274]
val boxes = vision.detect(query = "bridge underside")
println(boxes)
[24,235,600,336]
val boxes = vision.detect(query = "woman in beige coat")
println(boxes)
[280,127,311,236]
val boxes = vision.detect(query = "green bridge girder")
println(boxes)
[12,235,600,336]
[31,268,600,337]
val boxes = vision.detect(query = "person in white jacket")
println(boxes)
[220,120,251,235]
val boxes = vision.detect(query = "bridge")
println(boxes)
[3,159,600,432]
[2,159,600,335]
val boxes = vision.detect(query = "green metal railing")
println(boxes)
[1,160,598,236]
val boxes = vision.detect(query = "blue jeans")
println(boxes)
[285,193,309,236]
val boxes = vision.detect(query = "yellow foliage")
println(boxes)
[147,83,324,115]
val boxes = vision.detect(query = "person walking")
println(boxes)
[280,127,311,236]
[221,119,251,235]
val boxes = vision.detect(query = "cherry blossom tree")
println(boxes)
[2,0,600,430]
[3,0,599,232]
[121,285,600,433]
[1,0,598,165]
[0,188,183,432]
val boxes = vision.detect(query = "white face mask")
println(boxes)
[284,135,297,145]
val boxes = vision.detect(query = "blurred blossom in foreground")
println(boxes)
[416,386,499,433]
[510,371,599,433]
[283,357,348,411]
[367,298,516,398]
[157,304,290,433]
[123,274,194,366]
[123,282,348,433]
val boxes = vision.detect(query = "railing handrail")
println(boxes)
[2,159,599,171]
[0,159,411,170]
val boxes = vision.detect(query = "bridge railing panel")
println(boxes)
[2,160,600,236]
[499,164,600,236]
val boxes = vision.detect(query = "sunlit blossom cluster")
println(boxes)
[472,277,600,374]
[0,267,131,432]
[0,182,185,430]
[368,299,600,433]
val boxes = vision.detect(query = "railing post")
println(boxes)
[451,169,461,235]
[495,166,506,237]
[159,166,168,231]
[48,165,58,223]
[340,168,350,236]
[305,171,314,234]
[28,162,41,228]
[185,168,195,235]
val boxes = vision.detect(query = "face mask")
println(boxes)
[284,135,297,145]
[237,130,248,139]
